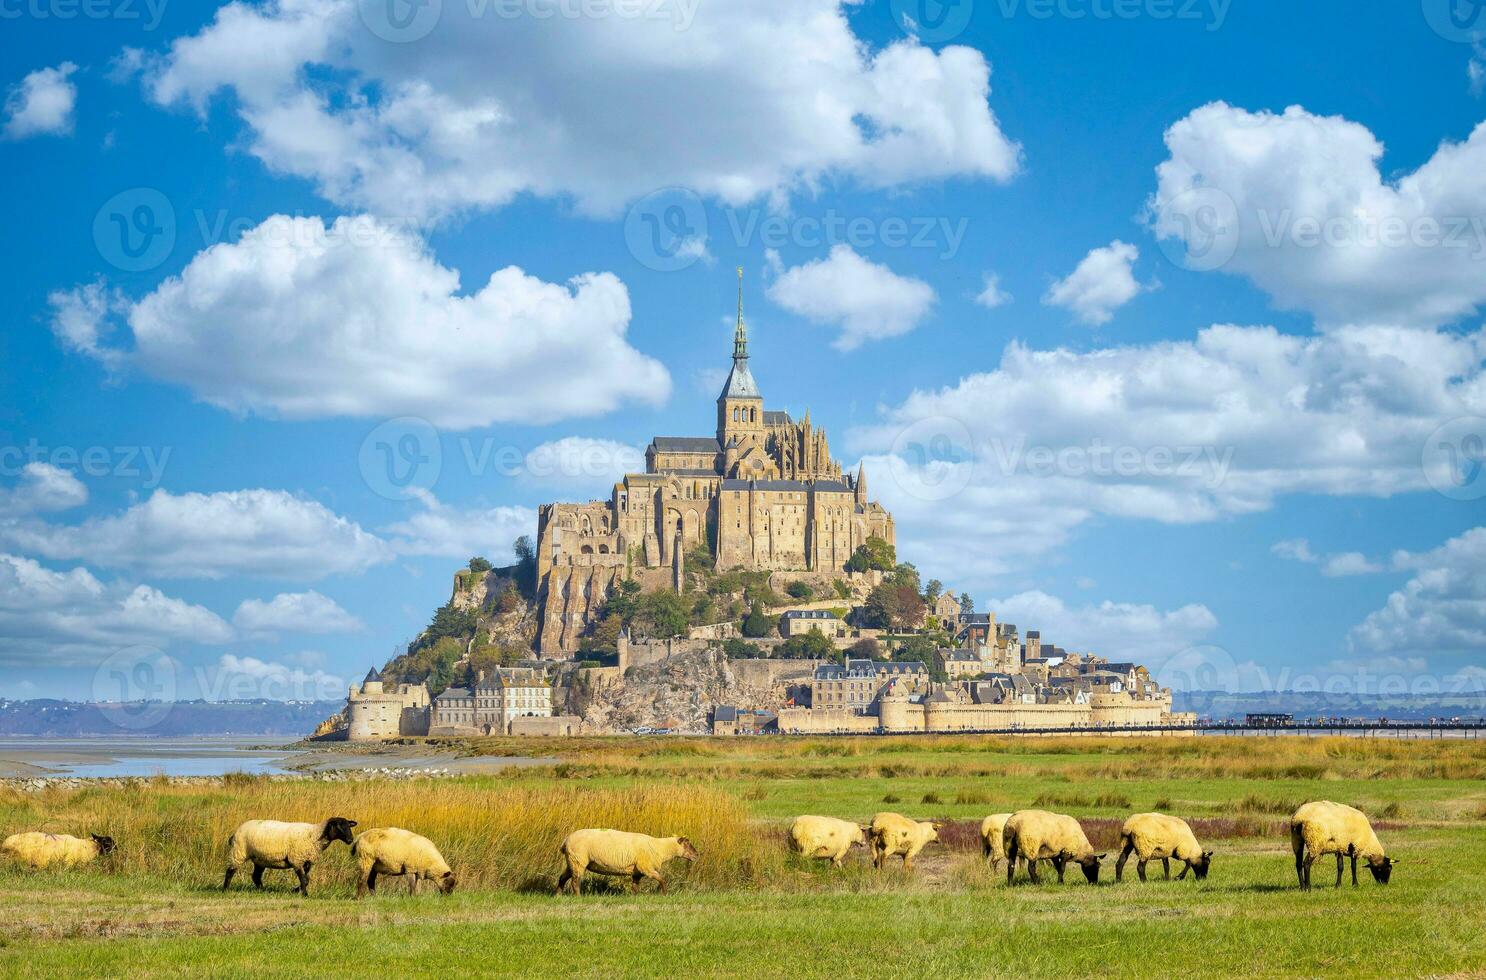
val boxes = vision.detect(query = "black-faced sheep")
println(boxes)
[1003,809,1106,885]
[352,827,456,898]
[556,829,699,895]
[1291,800,1396,890]
[1,832,116,869]
[221,817,357,896]
[868,812,940,871]
[1116,812,1212,882]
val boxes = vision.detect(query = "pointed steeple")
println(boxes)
[732,265,748,360]
[855,462,868,503]
[718,267,760,402]
[363,665,383,683]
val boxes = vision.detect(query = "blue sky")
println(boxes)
[1,0,1483,702]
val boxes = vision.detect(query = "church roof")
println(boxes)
[651,437,721,454]
[363,666,382,683]
[719,359,760,399]
[763,410,792,425]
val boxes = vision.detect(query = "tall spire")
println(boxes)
[855,462,868,503]
[733,266,748,361]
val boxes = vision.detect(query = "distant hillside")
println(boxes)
[0,699,346,736]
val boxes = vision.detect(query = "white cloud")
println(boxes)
[519,437,645,493]
[143,0,1019,222]
[0,554,232,665]
[1348,527,1486,657]
[1150,102,1486,328]
[974,272,1011,309]
[49,214,670,428]
[3,62,78,140]
[0,488,390,580]
[1321,552,1383,577]
[1471,49,1484,98]
[1272,538,1317,563]
[232,590,363,635]
[766,245,936,350]
[850,322,1486,582]
[0,464,87,517]
[202,654,344,702]
[986,589,1218,663]
[1043,240,1143,326]
[381,491,536,562]
[46,281,125,368]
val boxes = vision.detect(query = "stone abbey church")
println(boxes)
[536,275,895,656]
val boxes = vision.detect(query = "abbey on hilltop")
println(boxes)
[536,271,895,655]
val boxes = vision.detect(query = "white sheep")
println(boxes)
[221,816,358,896]
[352,827,456,898]
[979,813,1013,871]
[1003,809,1106,885]
[1116,812,1212,882]
[1290,800,1396,890]
[557,829,699,895]
[868,812,940,871]
[1,832,115,869]
[789,815,869,868]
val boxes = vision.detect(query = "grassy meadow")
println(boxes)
[3,735,1485,977]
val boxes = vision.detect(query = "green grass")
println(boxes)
[4,736,1486,977]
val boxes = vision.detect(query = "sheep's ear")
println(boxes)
[1203,850,1214,859]
[346,820,358,828]
[1095,853,1108,861]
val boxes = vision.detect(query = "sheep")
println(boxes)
[556,829,699,895]
[351,827,457,898]
[1,832,115,869]
[221,817,357,896]
[789,815,869,868]
[1290,800,1397,890]
[979,813,1013,871]
[1116,812,1213,883]
[1003,809,1107,885]
[868,812,940,871]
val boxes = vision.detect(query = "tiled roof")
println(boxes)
[651,437,721,454]
[782,609,839,619]
[435,687,472,702]
[720,360,761,399]
[713,705,738,722]
[763,411,792,425]
[363,666,383,683]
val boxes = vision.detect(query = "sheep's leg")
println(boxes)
[1115,841,1133,882]
[1026,858,1042,885]
[1161,858,1171,881]
[1052,855,1066,883]
[1177,862,1190,881]
[251,864,266,890]
[1302,854,1314,891]
[1349,854,1358,887]
[409,875,419,897]
[1334,853,1344,888]
[1006,854,1017,886]
[296,862,312,896]
[1294,842,1307,889]
[631,871,644,893]
[1137,859,1148,883]
[221,866,236,891]
[556,867,571,895]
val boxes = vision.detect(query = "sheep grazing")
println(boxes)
[221,817,357,896]
[789,815,869,868]
[868,812,940,871]
[1003,809,1107,885]
[1,832,116,869]
[979,813,1013,871]
[351,827,457,898]
[556,829,699,895]
[1116,813,1213,883]
[1291,800,1397,890]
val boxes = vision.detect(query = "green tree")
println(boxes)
[742,603,773,638]
[777,627,835,660]
[847,535,896,573]
[785,581,814,601]
[847,637,883,661]
[723,638,763,659]
[635,590,689,639]
[924,579,943,603]
[832,579,853,600]
[960,593,974,614]
[468,556,492,573]
[513,535,538,598]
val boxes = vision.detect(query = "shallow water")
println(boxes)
[0,735,303,778]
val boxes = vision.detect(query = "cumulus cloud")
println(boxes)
[381,491,536,561]
[974,273,1011,309]
[1043,240,1143,326]
[1271,538,1317,564]
[3,62,78,139]
[0,488,390,580]
[1348,527,1486,657]
[849,323,1486,581]
[142,0,1019,222]
[201,654,344,702]
[232,590,363,635]
[0,464,87,517]
[49,214,670,428]
[1272,539,1381,577]
[986,590,1218,664]
[517,437,645,494]
[1150,102,1486,328]
[0,554,232,665]
[767,246,936,349]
